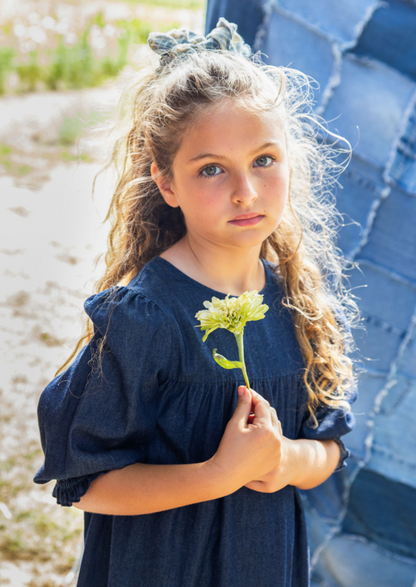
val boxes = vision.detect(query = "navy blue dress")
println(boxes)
[34,256,357,587]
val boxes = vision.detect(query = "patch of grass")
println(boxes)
[0,144,35,177]
[57,110,108,155]
[2,14,183,95]
[0,506,82,564]
[0,451,82,569]
[0,143,13,171]
[17,165,33,176]
[0,145,13,157]
[116,0,205,9]
[0,159,13,172]
[1,533,32,559]
[46,32,101,91]
[0,47,15,94]
[58,115,90,147]
[60,151,92,163]
[0,146,34,177]
[16,51,44,92]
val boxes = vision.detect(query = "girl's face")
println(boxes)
[154,101,290,253]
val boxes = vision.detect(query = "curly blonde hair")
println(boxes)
[60,48,359,427]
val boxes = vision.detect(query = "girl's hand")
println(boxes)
[244,391,296,493]
[208,386,286,494]
[244,435,295,493]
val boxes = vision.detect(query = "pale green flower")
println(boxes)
[195,290,269,389]
[195,290,269,341]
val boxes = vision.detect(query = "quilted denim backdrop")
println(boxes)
[206,2,416,586]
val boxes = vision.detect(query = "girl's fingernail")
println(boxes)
[238,386,245,396]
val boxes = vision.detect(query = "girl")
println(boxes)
[34,18,358,587]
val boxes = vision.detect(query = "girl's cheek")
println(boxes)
[194,185,225,208]
[273,172,290,194]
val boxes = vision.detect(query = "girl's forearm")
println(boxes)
[287,438,341,490]
[73,460,234,516]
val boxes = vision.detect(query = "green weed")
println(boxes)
[17,165,33,176]
[58,110,107,146]
[0,47,15,94]
[0,506,82,564]
[115,0,205,8]
[0,145,13,157]
[2,14,182,95]
[16,51,44,92]
[60,151,92,163]
[0,144,21,175]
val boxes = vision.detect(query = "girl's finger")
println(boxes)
[270,406,279,428]
[250,394,272,426]
[249,388,264,405]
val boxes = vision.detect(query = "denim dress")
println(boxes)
[34,256,357,587]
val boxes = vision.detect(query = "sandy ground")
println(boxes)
[0,132,116,586]
[0,6,204,584]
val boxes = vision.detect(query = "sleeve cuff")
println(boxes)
[52,471,109,507]
[332,438,351,472]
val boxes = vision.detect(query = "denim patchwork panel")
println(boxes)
[388,103,416,195]
[203,1,416,584]
[368,377,416,488]
[312,533,416,587]
[349,261,416,333]
[277,0,380,45]
[342,371,387,457]
[323,54,416,167]
[347,262,416,370]
[353,318,402,371]
[204,0,264,47]
[350,0,416,81]
[342,468,416,558]
[260,10,336,109]
[335,155,386,256]
[396,328,416,380]
[299,490,337,559]
[299,494,338,561]
[299,463,359,522]
[360,187,416,284]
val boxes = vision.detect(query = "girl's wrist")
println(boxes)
[205,455,243,497]
[284,438,341,490]
[278,437,299,485]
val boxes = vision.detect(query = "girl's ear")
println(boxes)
[150,161,179,208]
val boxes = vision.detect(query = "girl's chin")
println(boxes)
[222,233,272,250]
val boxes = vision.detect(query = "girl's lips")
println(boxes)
[228,215,264,227]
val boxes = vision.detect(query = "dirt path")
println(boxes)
[0,5,204,584]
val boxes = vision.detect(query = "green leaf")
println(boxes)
[212,349,244,370]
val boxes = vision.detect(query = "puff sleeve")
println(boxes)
[33,287,172,506]
[297,308,358,472]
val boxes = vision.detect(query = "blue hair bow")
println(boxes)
[147,17,252,66]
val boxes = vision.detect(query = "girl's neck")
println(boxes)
[159,236,266,296]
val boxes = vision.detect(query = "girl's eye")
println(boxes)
[200,156,274,177]
[200,165,222,178]
[254,155,274,167]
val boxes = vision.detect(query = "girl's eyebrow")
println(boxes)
[189,141,280,163]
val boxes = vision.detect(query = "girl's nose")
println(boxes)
[231,171,258,205]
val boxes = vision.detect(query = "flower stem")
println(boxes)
[235,332,250,389]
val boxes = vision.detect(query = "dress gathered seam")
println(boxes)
[161,372,304,385]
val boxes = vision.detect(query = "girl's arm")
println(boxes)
[74,461,229,515]
[77,437,335,516]
[74,386,283,516]
[286,437,341,490]
[244,437,341,493]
